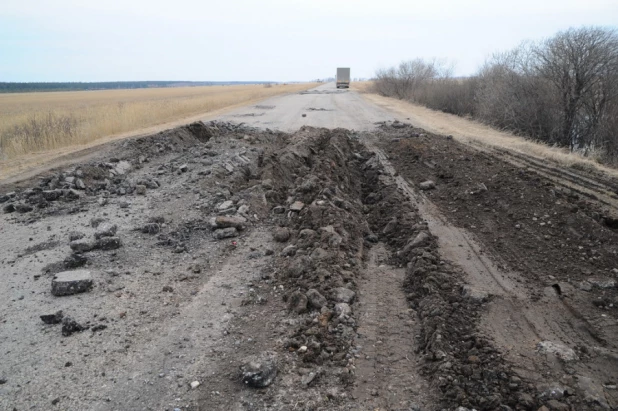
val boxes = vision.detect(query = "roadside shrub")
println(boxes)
[374,26,618,160]
[416,77,478,116]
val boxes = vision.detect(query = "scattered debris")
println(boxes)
[40,311,64,324]
[51,270,93,296]
[239,352,278,388]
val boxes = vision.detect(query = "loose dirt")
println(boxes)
[375,121,618,410]
[2,113,618,411]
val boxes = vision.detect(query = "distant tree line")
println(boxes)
[0,81,275,93]
[374,26,618,161]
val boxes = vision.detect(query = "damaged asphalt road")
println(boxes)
[1,102,618,410]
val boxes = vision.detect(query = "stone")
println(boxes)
[3,204,15,213]
[461,285,489,303]
[299,176,319,193]
[588,277,616,289]
[306,289,327,309]
[272,206,285,214]
[42,190,63,201]
[553,282,576,297]
[289,201,304,212]
[64,253,87,269]
[15,204,33,213]
[61,317,86,336]
[40,310,64,324]
[94,223,118,239]
[247,251,262,259]
[419,180,436,190]
[332,287,355,303]
[538,383,568,400]
[218,200,234,211]
[141,223,161,234]
[335,303,352,318]
[64,189,81,200]
[179,164,189,172]
[70,239,95,253]
[537,341,578,362]
[214,227,238,239]
[95,236,122,250]
[237,204,250,215]
[273,227,291,242]
[365,233,379,243]
[382,217,398,235]
[301,372,316,386]
[69,231,85,242]
[288,291,308,314]
[52,270,93,296]
[281,245,297,257]
[409,232,430,248]
[135,185,147,195]
[214,216,246,230]
[75,179,86,190]
[239,351,278,388]
[190,381,200,389]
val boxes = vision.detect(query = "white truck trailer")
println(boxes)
[336,68,350,89]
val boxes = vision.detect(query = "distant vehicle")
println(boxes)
[336,68,350,89]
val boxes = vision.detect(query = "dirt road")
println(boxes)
[1,83,617,411]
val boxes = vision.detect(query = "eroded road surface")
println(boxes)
[1,83,617,411]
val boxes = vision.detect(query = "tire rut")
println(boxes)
[369,130,618,409]
[470,142,618,212]
[353,244,435,410]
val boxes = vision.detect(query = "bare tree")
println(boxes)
[533,27,618,151]
[475,44,560,141]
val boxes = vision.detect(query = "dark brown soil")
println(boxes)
[378,127,618,410]
[381,132,618,314]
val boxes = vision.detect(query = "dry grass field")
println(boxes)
[0,83,316,162]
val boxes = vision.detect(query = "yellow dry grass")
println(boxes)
[356,81,618,179]
[0,83,317,162]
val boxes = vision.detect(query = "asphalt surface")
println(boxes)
[215,82,397,131]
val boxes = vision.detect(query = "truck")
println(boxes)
[336,68,350,89]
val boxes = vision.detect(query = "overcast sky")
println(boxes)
[1,0,617,82]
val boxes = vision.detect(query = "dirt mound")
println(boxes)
[380,131,618,410]
[4,119,616,410]
[361,145,535,410]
